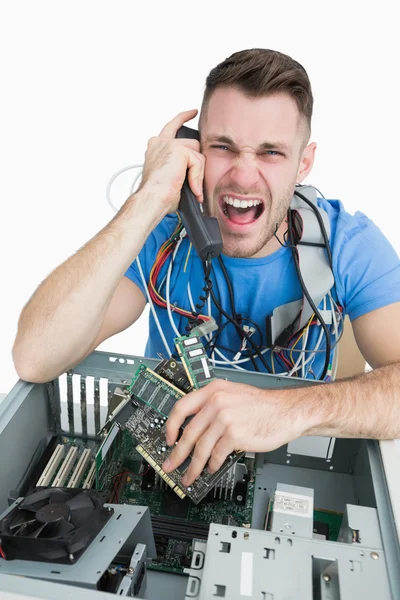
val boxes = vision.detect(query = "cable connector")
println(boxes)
[316,309,333,326]
[233,325,256,361]
[190,317,218,338]
[274,323,297,349]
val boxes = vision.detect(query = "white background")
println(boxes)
[0,0,399,394]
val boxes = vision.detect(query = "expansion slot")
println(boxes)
[52,446,78,487]
[36,444,65,487]
[67,448,92,488]
[136,445,186,499]
[82,461,96,489]
[151,515,209,542]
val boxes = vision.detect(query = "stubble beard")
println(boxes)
[203,183,295,258]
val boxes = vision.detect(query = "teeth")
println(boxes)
[223,196,261,209]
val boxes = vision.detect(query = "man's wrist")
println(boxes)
[291,382,343,438]
[272,385,336,439]
[121,187,166,233]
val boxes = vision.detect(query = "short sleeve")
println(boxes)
[333,211,400,321]
[124,214,179,299]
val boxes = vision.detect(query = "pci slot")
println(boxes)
[36,444,65,487]
[52,446,78,487]
[82,460,96,489]
[67,448,92,488]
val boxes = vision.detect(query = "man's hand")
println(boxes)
[139,109,205,217]
[162,379,314,487]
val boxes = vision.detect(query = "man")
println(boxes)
[12,49,400,489]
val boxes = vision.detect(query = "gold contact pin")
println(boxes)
[136,444,186,499]
[146,368,186,397]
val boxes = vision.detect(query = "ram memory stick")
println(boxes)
[128,364,185,417]
[174,335,217,389]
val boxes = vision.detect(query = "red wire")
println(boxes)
[148,237,210,322]
[0,545,6,560]
[111,467,150,504]
[279,353,293,370]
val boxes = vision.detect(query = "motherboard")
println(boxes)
[100,334,245,504]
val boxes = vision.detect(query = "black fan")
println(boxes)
[0,488,113,563]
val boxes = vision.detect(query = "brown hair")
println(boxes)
[200,48,313,138]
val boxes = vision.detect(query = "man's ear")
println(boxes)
[296,142,317,183]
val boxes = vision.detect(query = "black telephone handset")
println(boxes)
[176,126,223,261]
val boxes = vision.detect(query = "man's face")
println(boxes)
[200,87,315,258]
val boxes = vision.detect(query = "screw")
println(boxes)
[236,495,243,502]
[128,567,134,574]
[371,552,379,560]
[69,553,74,561]
[323,574,331,582]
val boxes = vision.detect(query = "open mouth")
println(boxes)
[219,195,265,226]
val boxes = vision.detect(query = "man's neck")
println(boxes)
[251,219,289,259]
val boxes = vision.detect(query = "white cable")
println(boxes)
[130,168,143,195]
[287,318,324,377]
[135,256,172,357]
[166,246,245,370]
[106,163,337,376]
[106,164,143,213]
[288,323,314,377]
[326,292,344,381]
[166,239,183,337]
[186,281,246,370]
[332,344,339,381]
[329,294,340,381]
[301,326,309,378]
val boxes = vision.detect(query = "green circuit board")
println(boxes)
[101,430,255,573]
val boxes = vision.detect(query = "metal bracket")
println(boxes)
[115,543,147,597]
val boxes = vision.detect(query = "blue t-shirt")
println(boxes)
[125,198,400,379]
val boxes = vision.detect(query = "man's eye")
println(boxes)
[211,145,230,151]
[265,150,280,156]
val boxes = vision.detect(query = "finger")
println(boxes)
[175,138,200,152]
[186,150,205,202]
[181,421,225,487]
[159,109,198,139]
[165,387,208,446]
[163,401,216,473]
[207,436,235,475]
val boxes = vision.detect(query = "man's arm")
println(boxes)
[163,302,400,486]
[12,109,206,383]
[12,195,157,383]
[305,301,400,439]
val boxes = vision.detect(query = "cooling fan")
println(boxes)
[0,488,113,563]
